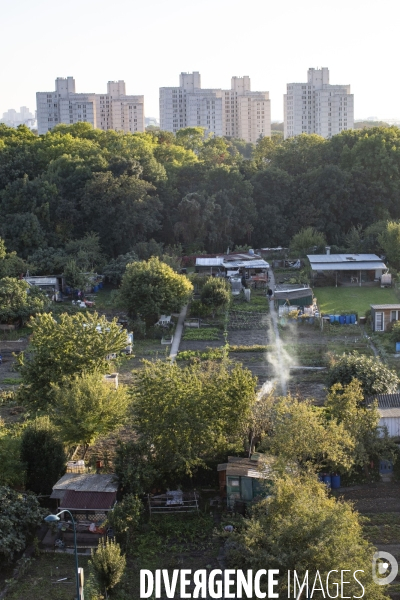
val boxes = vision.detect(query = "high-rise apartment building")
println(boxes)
[36,77,145,135]
[160,72,223,137]
[1,106,36,129]
[284,68,354,139]
[223,76,270,142]
[160,73,271,142]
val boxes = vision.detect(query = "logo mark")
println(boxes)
[372,551,398,585]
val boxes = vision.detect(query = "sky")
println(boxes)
[1,0,400,122]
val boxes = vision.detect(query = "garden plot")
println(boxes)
[334,482,400,597]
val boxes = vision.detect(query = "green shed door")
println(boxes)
[240,477,253,502]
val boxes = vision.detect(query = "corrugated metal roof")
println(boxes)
[367,394,400,408]
[379,408,400,418]
[60,490,116,510]
[371,305,400,310]
[53,473,118,493]
[196,257,225,266]
[274,289,313,300]
[50,489,65,500]
[223,259,270,269]
[307,254,386,271]
[307,254,383,263]
[217,455,271,478]
[308,261,386,271]
[274,284,312,300]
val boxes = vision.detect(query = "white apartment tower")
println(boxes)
[160,72,223,137]
[160,72,271,142]
[36,77,145,135]
[223,76,271,142]
[284,68,354,139]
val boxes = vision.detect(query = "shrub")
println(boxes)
[200,277,230,317]
[189,299,212,318]
[327,351,400,397]
[90,539,126,597]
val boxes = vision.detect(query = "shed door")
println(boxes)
[240,477,253,502]
[375,312,384,331]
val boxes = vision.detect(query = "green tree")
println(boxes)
[327,352,400,397]
[20,417,66,495]
[290,226,327,257]
[131,360,256,481]
[0,486,44,560]
[16,312,128,409]
[200,277,230,317]
[65,232,105,271]
[226,473,388,599]
[63,258,90,291]
[261,396,354,473]
[103,251,138,285]
[0,277,48,324]
[378,220,400,269]
[106,494,142,552]
[325,380,397,471]
[28,247,67,276]
[175,127,205,152]
[118,257,192,324]
[51,372,130,454]
[114,440,159,496]
[0,242,29,278]
[89,538,126,598]
[0,421,25,488]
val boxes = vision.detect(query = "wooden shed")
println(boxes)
[217,455,272,509]
[370,304,400,332]
[50,473,118,522]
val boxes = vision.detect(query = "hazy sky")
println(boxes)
[1,0,399,122]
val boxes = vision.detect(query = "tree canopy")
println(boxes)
[20,417,66,495]
[327,352,400,398]
[51,371,130,452]
[16,311,128,409]
[117,257,192,324]
[226,472,388,599]
[2,123,400,255]
[130,359,257,481]
[0,486,44,561]
[0,277,48,324]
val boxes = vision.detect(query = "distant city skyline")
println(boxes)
[1,0,399,125]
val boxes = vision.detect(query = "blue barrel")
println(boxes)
[339,316,345,324]
[334,315,340,322]
[323,474,332,488]
[396,342,400,353]
[99,282,103,289]
[345,315,351,324]
[331,474,341,489]
[330,315,335,324]
[350,314,356,324]
[94,285,99,293]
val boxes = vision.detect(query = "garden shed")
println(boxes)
[370,304,400,332]
[273,284,313,307]
[307,254,387,286]
[50,473,118,521]
[217,455,272,509]
[195,252,270,278]
[366,394,400,438]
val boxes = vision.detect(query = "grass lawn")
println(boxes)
[315,286,399,316]
[6,554,90,600]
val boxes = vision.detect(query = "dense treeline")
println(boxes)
[1,122,400,269]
